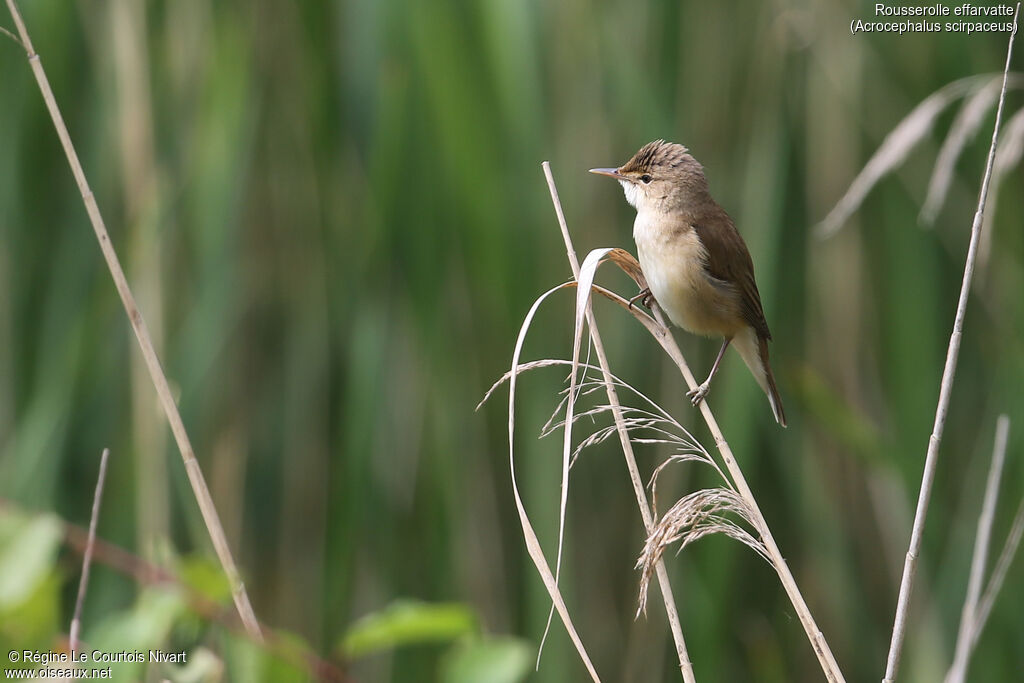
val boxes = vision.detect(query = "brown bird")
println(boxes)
[590,140,786,427]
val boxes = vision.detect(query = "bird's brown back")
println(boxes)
[690,202,772,342]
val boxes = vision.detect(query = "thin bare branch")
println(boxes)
[945,416,1010,683]
[3,0,261,641]
[69,448,110,657]
[883,7,1020,681]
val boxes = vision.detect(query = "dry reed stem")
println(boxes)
[980,106,1024,273]
[555,217,846,683]
[506,281,601,681]
[635,489,768,616]
[110,0,172,554]
[560,238,844,680]
[921,80,1002,224]
[69,448,110,657]
[816,76,982,237]
[543,164,695,683]
[535,248,607,664]
[882,8,1020,681]
[945,416,1010,683]
[3,0,262,641]
[639,300,844,681]
[971,496,1024,647]
[488,250,843,679]
[0,24,20,46]
[543,166,844,682]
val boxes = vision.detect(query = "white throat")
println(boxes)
[618,179,642,210]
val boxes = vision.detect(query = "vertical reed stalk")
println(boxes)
[4,0,262,641]
[69,448,110,656]
[945,416,1010,683]
[543,163,696,682]
[882,7,1019,680]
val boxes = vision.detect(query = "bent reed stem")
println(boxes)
[543,163,696,683]
[544,163,844,682]
[4,0,261,641]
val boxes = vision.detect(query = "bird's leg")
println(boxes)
[687,338,731,406]
[627,287,653,311]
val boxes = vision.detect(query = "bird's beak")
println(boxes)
[588,167,624,180]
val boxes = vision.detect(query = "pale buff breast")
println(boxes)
[633,211,744,338]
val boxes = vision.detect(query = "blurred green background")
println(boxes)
[1,0,1022,681]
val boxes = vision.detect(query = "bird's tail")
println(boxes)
[733,327,787,427]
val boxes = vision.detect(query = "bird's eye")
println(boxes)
[640,174,652,184]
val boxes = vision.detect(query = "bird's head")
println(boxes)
[590,140,708,213]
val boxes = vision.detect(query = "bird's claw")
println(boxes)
[687,382,711,406]
[628,288,653,311]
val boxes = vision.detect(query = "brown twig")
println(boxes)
[0,499,352,683]
[882,6,1020,681]
[69,448,110,656]
[63,530,351,682]
[2,0,261,641]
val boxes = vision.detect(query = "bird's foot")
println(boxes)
[687,381,711,406]
[627,287,653,311]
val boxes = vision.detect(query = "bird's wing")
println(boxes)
[692,209,772,341]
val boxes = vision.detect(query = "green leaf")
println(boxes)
[0,512,63,609]
[177,555,232,604]
[441,637,534,683]
[0,572,61,666]
[339,600,478,659]
[224,631,309,682]
[87,587,188,653]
